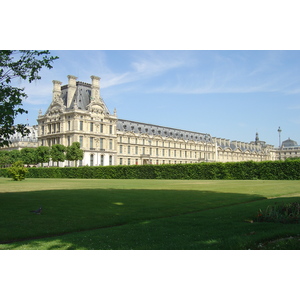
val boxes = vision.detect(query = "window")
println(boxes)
[109,139,113,150]
[135,146,138,154]
[120,158,123,165]
[79,121,83,130]
[67,136,71,146]
[128,146,130,154]
[109,125,113,134]
[120,145,123,153]
[101,155,104,166]
[100,124,103,133]
[90,137,94,149]
[90,154,94,166]
[109,155,112,165]
[128,158,131,165]
[68,121,71,131]
[79,136,83,147]
[156,148,159,156]
[90,122,93,132]
[100,138,104,149]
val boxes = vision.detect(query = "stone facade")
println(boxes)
[276,138,300,160]
[1,75,279,165]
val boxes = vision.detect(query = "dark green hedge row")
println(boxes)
[1,160,300,180]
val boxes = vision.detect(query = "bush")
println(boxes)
[7,161,28,181]
[1,160,300,180]
[256,202,300,224]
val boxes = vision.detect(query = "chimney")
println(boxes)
[67,75,77,107]
[52,80,62,102]
[91,75,101,100]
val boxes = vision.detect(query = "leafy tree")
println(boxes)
[20,147,37,166]
[36,146,51,166]
[51,144,66,166]
[7,161,28,181]
[0,150,10,167]
[66,142,84,167]
[9,149,22,164]
[0,50,58,147]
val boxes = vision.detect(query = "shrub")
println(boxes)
[256,202,300,224]
[7,161,28,181]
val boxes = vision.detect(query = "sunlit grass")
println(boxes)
[1,178,300,250]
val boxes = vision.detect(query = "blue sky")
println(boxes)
[14,50,300,147]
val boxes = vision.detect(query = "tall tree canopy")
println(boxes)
[0,50,58,147]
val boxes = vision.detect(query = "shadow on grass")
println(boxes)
[1,188,299,250]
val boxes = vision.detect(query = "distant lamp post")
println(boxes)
[278,126,282,160]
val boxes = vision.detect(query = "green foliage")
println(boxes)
[20,147,37,166]
[0,50,58,147]
[7,161,28,181]
[256,202,300,224]
[66,142,83,167]
[35,146,51,165]
[50,144,66,166]
[0,150,10,167]
[11,160,300,180]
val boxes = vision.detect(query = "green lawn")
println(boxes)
[0,178,300,250]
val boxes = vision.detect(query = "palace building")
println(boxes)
[31,75,277,166]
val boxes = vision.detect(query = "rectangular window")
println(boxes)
[120,158,123,165]
[79,136,83,147]
[120,145,123,153]
[109,139,113,150]
[109,155,112,165]
[156,148,159,156]
[67,136,71,146]
[101,155,104,166]
[109,125,113,134]
[90,122,93,132]
[135,146,138,154]
[128,158,131,165]
[68,121,71,131]
[90,137,94,149]
[128,146,130,154]
[100,124,103,133]
[100,138,104,149]
[79,121,83,131]
[90,154,94,166]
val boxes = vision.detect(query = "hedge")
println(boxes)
[1,160,300,180]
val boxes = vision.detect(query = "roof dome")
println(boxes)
[282,138,298,147]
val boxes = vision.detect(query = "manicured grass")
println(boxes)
[0,178,300,250]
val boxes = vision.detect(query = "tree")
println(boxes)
[36,146,51,166]
[51,144,66,167]
[0,150,10,168]
[20,147,37,166]
[0,50,58,147]
[66,142,84,167]
[8,149,22,164]
[7,161,28,181]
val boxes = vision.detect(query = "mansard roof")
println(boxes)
[60,81,110,114]
[117,119,211,142]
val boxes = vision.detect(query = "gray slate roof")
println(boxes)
[117,119,212,142]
